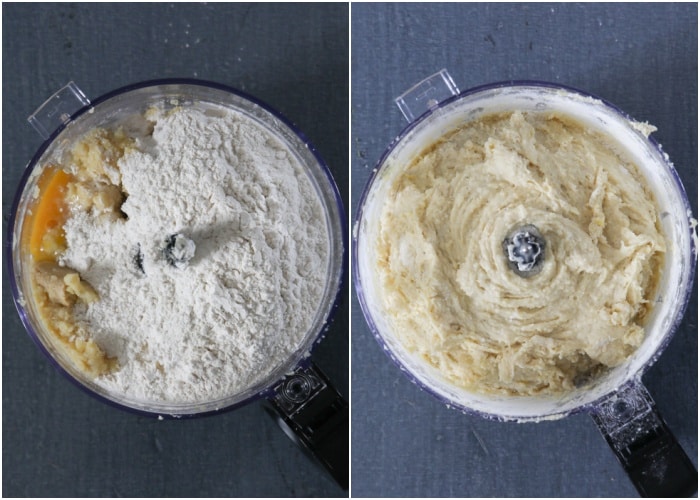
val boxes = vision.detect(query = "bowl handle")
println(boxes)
[590,380,697,497]
[264,362,348,489]
[395,69,459,122]
[28,82,91,140]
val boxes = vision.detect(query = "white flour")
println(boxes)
[60,106,329,404]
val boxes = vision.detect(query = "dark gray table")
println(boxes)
[351,3,697,497]
[3,4,348,497]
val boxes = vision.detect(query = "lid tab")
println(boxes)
[395,69,459,123]
[28,81,91,139]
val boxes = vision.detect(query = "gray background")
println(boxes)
[3,3,348,497]
[351,3,697,498]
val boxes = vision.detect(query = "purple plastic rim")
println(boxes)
[6,78,347,419]
[352,80,697,422]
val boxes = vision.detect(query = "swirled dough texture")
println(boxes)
[376,111,665,396]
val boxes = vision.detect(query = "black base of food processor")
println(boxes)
[264,362,349,490]
[591,383,697,497]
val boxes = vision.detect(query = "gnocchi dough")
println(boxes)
[375,111,665,396]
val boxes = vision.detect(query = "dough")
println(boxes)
[375,111,665,396]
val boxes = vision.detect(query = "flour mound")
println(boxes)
[61,106,329,404]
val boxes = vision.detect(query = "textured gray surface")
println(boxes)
[351,3,697,497]
[3,3,348,497]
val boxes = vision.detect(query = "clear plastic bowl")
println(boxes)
[7,80,345,418]
[353,81,696,422]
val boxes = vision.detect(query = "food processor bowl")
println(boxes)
[8,79,349,488]
[9,80,345,417]
[353,70,696,496]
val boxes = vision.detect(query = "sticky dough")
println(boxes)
[375,111,665,396]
